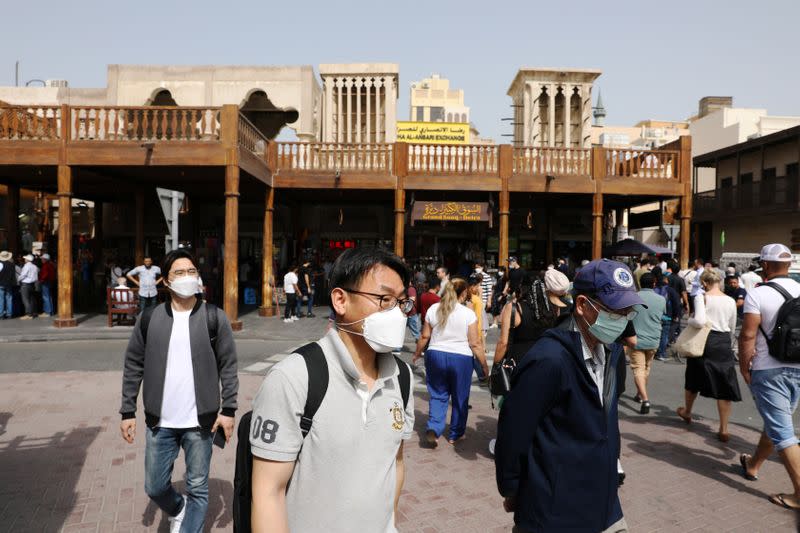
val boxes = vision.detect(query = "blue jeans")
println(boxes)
[145,427,213,533]
[295,293,308,316]
[306,291,314,315]
[424,349,473,441]
[750,367,800,451]
[656,320,671,358]
[41,282,54,316]
[139,295,158,313]
[0,286,12,318]
[406,314,421,341]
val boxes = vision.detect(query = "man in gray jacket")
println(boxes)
[119,249,238,533]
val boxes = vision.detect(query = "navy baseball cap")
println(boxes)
[572,259,646,310]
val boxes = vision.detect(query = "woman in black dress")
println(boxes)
[676,269,741,442]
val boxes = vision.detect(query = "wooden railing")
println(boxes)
[0,105,62,140]
[276,142,393,172]
[407,144,498,174]
[237,113,268,156]
[70,106,220,141]
[513,147,591,176]
[605,149,678,179]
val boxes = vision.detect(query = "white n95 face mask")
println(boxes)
[339,307,408,353]
[170,276,201,298]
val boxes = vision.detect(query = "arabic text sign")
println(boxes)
[397,121,470,145]
[411,201,489,222]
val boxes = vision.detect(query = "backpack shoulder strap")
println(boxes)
[205,302,219,353]
[393,355,411,410]
[295,342,328,438]
[758,282,796,341]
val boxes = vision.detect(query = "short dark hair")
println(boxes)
[427,274,440,289]
[328,248,410,292]
[666,259,679,272]
[468,274,482,286]
[640,272,656,289]
[437,266,449,275]
[474,262,484,268]
[163,249,197,276]
[640,258,651,266]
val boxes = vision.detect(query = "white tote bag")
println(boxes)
[674,321,712,358]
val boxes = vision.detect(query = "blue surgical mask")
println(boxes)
[583,299,629,345]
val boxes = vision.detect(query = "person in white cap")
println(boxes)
[544,268,571,316]
[0,251,15,319]
[17,254,39,319]
[738,244,800,510]
[39,253,57,316]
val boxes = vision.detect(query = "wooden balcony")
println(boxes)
[693,175,800,221]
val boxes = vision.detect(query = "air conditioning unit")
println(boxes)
[45,79,69,88]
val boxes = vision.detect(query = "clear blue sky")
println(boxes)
[3,0,797,142]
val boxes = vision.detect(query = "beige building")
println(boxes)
[410,74,469,124]
[508,68,600,148]
[319,63,398,143]
[592,119,690,149]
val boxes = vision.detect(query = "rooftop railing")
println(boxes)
[513,147,591,176]
[70,106,220,141]
[276,142,394,173]
[0,105,62,140]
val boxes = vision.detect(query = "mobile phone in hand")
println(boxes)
[213,430,226,449]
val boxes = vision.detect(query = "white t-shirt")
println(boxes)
[284,272,298,294]
[741,271,762,292]
[744,277,800,371]
[159,309,199,428]
[425,302,476,356]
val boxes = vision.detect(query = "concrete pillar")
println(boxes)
[259,187,276,317]
[345,77,352,144]
[355,78,362,143]
[564,86,572,149]
[522,83,530,147]
[224,164,242,331]
[336,78,343,143]
[324,78,333,142]
[385,77,397,142]
[581,84,592,148]
[54,165,76,327]
[531,86,540,147]
[365,78,372,143]
[375,78,383,142]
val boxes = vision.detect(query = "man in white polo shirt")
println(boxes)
[250,248,415,532]
[738,244,800,510]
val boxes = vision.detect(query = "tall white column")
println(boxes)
[564,85,572,149]
[548,84,556,148]
[385,77,397,142]
[324,78,333,142]
[522,82,530,147]
[356,78,362,143]
[336,78,343,143]
[365,78,372,143]
[531,86,541,147]
[375,78,384,143]
[345,78,353,143]
[581,84,592,148]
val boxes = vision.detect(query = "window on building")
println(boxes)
[739,173,754,208]
[761,167,777,206]
[430,107,445,122]
[721,177,733,210]
[416,107,424,121]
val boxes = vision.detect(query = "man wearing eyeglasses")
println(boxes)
[496,259,644,533]
[120,249,239,533]
[250,248,415,533]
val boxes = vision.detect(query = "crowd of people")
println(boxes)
[0,249,57,319]
[113,242,800,532]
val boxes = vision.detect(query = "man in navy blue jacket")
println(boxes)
[495,259,645,533]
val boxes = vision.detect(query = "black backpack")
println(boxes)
[759,282,800,363]
[232,342,412,533]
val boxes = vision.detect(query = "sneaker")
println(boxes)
[291,316,299,321]
[283,318,292,324]
[168,496,187,533]
[307,313,316,318]
[488,438,496,456]
[655,355,668,362]
[640,401,651,415]
[618,472,626,487]
[19,315,32,320]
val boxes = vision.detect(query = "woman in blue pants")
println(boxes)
[413,278,489,446]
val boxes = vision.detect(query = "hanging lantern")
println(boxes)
[179,195,190,215]
[338,208,344,226]
[526,209,534,230]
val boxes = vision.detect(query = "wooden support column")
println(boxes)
[394,142,408,258]
[54,104,76,327]
[134,190,145,265]
[498,145,513,264]
[678,136,693,269]
[5,184,20,255]
[54,166,76,327]
[258,186,276,317]
[221,104,242,331]
[591,147,607,260]
[93,201,104,267]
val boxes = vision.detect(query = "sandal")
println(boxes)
[717,432,730,443]
[676,407,692,424]
[739,454,758,481]
[768,493,800,510]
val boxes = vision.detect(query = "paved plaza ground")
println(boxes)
[1,313,800,532]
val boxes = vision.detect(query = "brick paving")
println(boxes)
[1,371,800,532]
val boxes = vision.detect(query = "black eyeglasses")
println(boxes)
[343,289,415,315]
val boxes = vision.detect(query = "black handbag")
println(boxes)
[489,301,517,396]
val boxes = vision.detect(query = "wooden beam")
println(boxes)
[224,164,241,330]
[258,186,276,317]
[394,143,408,258]
[678,136,693,269]
[591,147,606,260]
[498,145,512,264]
[273,173,396,190]
[54,165,76,327]
[66,142,226,166]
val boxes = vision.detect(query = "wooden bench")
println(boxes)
[107,287,138,327]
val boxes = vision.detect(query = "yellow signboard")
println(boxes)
[396,121,470,145]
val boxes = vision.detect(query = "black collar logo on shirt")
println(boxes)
[390,402,404,431]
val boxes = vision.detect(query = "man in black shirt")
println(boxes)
[296,261,314,318]
[724,275,747,320]
[506,256,526,295]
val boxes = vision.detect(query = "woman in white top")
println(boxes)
[676,269,742,442]
[413,278,488,447]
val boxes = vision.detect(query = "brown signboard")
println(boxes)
[411,201,490,222]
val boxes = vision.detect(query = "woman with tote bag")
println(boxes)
[675,269,741,442]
